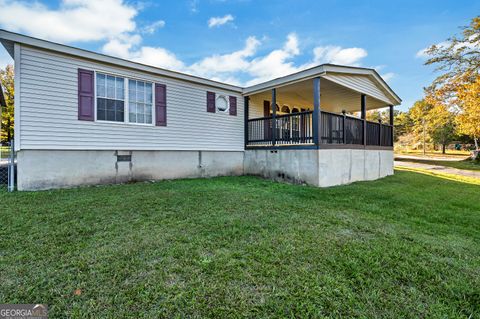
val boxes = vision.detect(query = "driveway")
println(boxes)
[394,159,480,179]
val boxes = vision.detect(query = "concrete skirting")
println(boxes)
[17,148,393,190]
[17,150,244,191]
[244,148,393,187]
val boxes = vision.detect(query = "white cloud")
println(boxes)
[130,47,186,70]
[0,2,377,87]
[416,36,479,58]
[102,33,142,59]
[189,0,199,13]
[208,14,234,28]
[312,46,367,66]
[102,35,185,70]
[246,33,301,85]
[142,20,165,34]
[381,72,395,82]
[189,36,260,77]
[0,0,137,43]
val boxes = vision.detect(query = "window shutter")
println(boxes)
[155,83,167,126]
[78,69,94,121]
[207,91,216,113]
[229,96,237,116]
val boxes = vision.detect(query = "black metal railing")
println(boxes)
[380,124,393,146]
[366,121,380,145]
[246,110,393,148]
[320,111,344,144]
[345,116,364,144]
[247,111,313,146]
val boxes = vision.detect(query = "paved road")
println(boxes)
[394,160,480,179]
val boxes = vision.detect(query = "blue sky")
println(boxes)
[0,0,479,110]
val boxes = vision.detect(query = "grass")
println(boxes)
[395,157,480,172]
[0,146,11,158]
[1,173,479,318]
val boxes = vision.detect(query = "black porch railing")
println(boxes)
[246,110,393,148]
[247,111,314,146]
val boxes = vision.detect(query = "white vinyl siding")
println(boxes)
[18,46,244,151]
[322,73,392,105]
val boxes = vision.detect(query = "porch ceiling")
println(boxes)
[248,77,388,113]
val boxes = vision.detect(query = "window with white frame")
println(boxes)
[128,79,153,124]
[95,72,154,125]
[96,73,124,122]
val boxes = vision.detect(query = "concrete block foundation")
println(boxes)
[244,148,393,187]
[17,148,393,190]
[17,150,244,191]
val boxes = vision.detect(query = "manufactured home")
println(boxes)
[0,30,401,191]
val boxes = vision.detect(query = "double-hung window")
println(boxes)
[96,74,124,122]
[128,80,153,124]
[95,72,154,125]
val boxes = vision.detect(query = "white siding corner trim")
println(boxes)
[14,43,21,151]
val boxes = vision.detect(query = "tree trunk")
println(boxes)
[442,143,446,154]
[475,137,479,151]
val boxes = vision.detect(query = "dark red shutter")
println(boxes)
[207,91,216,113]
[155,83,167,126]
[78,69,94,121]
[229,96,237,116]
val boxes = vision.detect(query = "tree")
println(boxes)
[408,99,433,150]
[393,110,413,141]
[0,65,14,143]
[423,16,480,150]
[424,16,480,88]
[456,75,480,150]
[424,89,457,154]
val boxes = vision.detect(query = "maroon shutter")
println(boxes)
[78,69,94,121]
[155,83,167,126]
[229,96,237,116]
[207,91,216,113]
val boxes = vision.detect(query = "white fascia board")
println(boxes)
[0,29,243,93]
[243,64,401,106]
[242,65,327,95]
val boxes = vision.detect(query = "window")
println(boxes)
[129,79,153,124]
[216,95,229,112]
[96,73,124,122]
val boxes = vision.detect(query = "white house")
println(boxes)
[0,30,401,191]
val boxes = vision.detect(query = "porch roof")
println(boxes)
[243,64,402,107]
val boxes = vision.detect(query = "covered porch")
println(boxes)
[244,65,399,150]
[242,65,401,187]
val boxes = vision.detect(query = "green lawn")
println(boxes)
[1,173,479,318]
[395,157,480,171]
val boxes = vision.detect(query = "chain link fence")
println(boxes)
[0,140,15,191]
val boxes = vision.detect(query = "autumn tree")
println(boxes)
[393,110,413,141]
[456,75,480,150]
[408,99,433,149]
[0,65,14,143]
[423,16,480,150]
